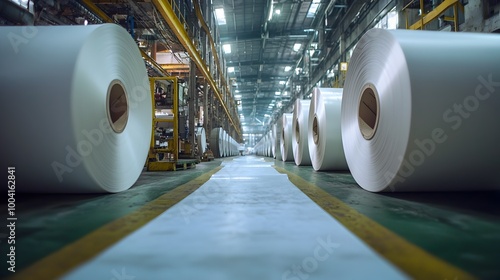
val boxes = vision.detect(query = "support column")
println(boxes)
[204,80,209,130]
[188,59,196,157]
[151,40,157,60]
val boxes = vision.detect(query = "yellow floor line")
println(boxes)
[274,166,476,280]
[11,166,222,280]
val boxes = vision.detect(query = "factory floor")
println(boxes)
[2,156,499,279]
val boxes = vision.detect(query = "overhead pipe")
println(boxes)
[153,0,241,138]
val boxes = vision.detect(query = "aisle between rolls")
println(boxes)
[61,156,407,280]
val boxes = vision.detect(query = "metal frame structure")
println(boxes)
[151,0,241,139]
[403,0,465,31]
[147,77,179,171]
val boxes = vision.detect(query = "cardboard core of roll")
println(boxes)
[107,80,129,133]
[358,85,379,140]
[313,115,319,145]
[295,119,300,144]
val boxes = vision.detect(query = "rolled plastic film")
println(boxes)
[292,100,312,166]
[342,28,500,192]
[0,24,152,193]
[308,87,348,171]
[280,113,294,161]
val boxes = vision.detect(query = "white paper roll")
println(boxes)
[223,131,229,157]
[267,132,273,158]
[209,127,223,158]
[221,131,226,157]
[196,127,207,154]
[280,113,294,162]
[308,87,348,171]
[292,99,312,166]
[342,28,500,192]
[273,120,282,160]
[0,24,151,193]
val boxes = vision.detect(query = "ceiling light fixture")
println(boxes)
[228,66,235,73]
[215,8,226,25]
[275,9,281,15]
[307,2,320,18]
[223,44,231,54]
[284,66,292,72]
[275,91,281,96]
[293,43,301,52]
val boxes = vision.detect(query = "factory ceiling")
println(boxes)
[213,0,330,135]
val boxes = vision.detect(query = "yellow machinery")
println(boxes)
[147,77,179,171]
[402,0,464,31]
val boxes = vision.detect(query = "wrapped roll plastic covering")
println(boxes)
[196,127,207,154]
[342,28,500,192]
[292,100,312,166]
[0,24,151,193]
[280,113,294,161]
[308,88,348,171]
[273,120,282,160]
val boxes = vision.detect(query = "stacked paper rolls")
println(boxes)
[0,24,151,193]
[308,87,348,171]
[342,28,500,192]
[292,99,312,166]
[280,113,294,162]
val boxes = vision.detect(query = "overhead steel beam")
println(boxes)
[226,60,298,67]
[220,30,310,43]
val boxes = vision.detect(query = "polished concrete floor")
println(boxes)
[1,155,499,279]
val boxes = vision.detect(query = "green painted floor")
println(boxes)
[1,156,499,279]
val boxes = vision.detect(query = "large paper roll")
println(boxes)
[267,132,273,158]
[342,28,500,192]
[209,128,223,158]
[292,99,312,166]
[308,88,348,171]
[0,24,151,193]
[280,113,294,161]
[196,127,207,154]
[273,120,282,160]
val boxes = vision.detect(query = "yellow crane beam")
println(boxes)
[408,0,464,30]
